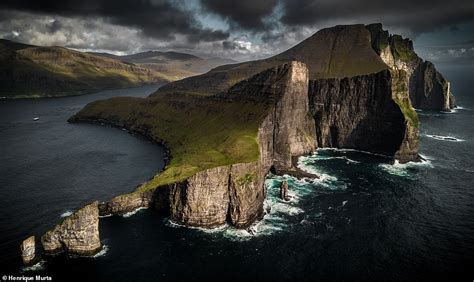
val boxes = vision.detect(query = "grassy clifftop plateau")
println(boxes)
[69,94,269,190]
[71,24,422,191]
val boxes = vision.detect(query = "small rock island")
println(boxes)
[21,23,454,262]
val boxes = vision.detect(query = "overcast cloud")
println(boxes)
[0,0,472,62]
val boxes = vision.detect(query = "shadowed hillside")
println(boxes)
[92,50,236,81]
[0,40,168,98]
[153,24,388,96]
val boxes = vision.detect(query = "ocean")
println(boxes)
[0,65,473,281]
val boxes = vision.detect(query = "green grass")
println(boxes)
[390,69,419,128]
[71,95,270,190]
[394,96,419,128]
[0,45,171,98]
[390,35,418,62]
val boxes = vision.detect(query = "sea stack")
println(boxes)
[280,181,290,201]
[41,201,102,256]
[20,236,36,265]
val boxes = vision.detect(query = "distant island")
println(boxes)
[0,39,234,99]
[20,23,456,265]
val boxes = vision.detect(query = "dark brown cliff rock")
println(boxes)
[414,61,455,110]
[164,61,316,228]
[41,201,101,256]
[367,23,454,111]
[70,61,316,230]
[309,67,419,163]
[280,181,289,201]
[309,70,409,158]
[169,165,231,228]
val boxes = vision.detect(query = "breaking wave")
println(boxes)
[122,207,147,218]
[93,244,109,258]
[379,155,433,177]
[60,210,73,218]
[21,260,45,272]
[426,134,465,142]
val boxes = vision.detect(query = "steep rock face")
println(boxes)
[416,61,455,110]
[20,236,36,265]
[367,23,454,111]
[164,61,316,228]
[168,165,231,228]
[93,61,315,228]
[390,69,420,163]
[309,69,419,162]
[41,201,101,256]
[227,162,266,228]
[228,62,317,169]
[166,162,267,228]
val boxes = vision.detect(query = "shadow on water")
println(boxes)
[0,84,167,273]
[3,65,474,281]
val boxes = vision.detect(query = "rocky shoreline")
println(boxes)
[19,58,432,263]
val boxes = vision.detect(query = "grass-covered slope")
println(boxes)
[69,94,270,190]
[92,50,236,81]
[0,40,168,98]
[154,24,388,97]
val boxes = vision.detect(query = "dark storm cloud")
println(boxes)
[0,0,228,42]
[417,40,474,65]
[280,0,474,34]
[200,0,278,30]
[222,40,248,50]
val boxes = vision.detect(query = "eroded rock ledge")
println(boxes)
[99,61,317,228]
[41,201,101,256]
[23,60,422,262]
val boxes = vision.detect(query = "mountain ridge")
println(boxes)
[0,39,234,98]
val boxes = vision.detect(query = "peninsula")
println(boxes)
[21,23,454,263]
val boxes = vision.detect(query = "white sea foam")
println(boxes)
[166,219,229,233]
[60,210,73,218]
[93,244,109,258]
[122,207,147,218]
[296,155,346,189]
[441,108,459,114]
[99,214,113,218]
[315,147,390,158]
[426,134,465,142]
[342,200,348,206]
[379,157,433,177]
[21,260,45,272]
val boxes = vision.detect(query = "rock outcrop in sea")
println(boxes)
[41,201,101,256]
[22,23,449,263]
[20,236,36,265]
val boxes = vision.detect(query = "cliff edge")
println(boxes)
[367,23,455,111]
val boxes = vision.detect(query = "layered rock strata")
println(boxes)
[20,236,36,265]
[32,60,421,265]
[95,61,317,228]
[41,201,101,256]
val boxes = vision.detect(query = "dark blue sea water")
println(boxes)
[1,66,473,281]
[0,85,166,273]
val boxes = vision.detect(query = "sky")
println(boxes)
[0,0,473,64]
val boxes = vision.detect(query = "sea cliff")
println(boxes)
[367,23,455,111]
